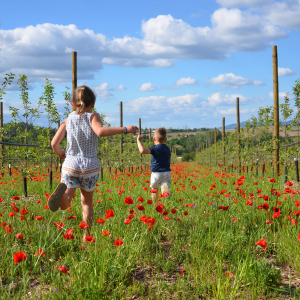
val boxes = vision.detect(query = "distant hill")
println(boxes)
[218,121,247,130]
[219,120,294,130]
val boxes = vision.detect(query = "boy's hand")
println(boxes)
[127,125,138,135]
[137,135,143,141]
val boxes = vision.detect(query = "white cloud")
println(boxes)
[125,94,203,114]
[207,92,265,106]
[104,116,115,123]
[217,107,256,115]
[269,92,287,100]
[265,0,300,29]
[278,67,297,76]
[138,82,157,92]
[207,73,265,88]
[217,0,271,7]
[176,77,196,86]
[96,82,126,91]
[97,90,114,100]
[0,11,287,82]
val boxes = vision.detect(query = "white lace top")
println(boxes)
[62,111,100,172]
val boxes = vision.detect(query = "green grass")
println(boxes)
[0,163,300,299]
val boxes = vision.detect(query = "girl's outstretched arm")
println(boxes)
[90,113,138,137]
[51,118,67,159]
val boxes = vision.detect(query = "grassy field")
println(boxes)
[1,163,300,299]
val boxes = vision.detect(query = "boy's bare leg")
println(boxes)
[80,188,94,238]
[152,192,158,202]
[161,183,171,198]
[60,188,76,210]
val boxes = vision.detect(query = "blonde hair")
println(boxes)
[72,85,96,115]
[155,127,167,142]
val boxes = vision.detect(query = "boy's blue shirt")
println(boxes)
[149,144,171,172]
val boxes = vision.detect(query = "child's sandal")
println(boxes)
[48,183,67,212]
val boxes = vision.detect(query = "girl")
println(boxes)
[49,85,138,239]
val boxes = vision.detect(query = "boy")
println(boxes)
[137,128,171,201]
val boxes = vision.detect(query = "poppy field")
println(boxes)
[1,162,300,299]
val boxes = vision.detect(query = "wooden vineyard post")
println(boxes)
[273,45,280,176]
[120,102,123,156]
[139,118,142,168]
[236,97,241,173]
[222,117,225,167]
[57,121,61,171]
[214,127,217,165]
[149,128,152,142]
[0,102,3,169]
[72,51,77,112]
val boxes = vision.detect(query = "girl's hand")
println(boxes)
[58,149,66,159]
[137,135,143,141]
[127,125,138,135]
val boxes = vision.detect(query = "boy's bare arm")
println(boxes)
[137,135,151,154]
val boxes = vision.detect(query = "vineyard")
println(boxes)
[2,51,300,299]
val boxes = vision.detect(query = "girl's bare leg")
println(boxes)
[80,188,94,237]
[60,188,76,210]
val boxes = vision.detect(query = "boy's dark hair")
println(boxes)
[155,127,167,143]
[72,85,96,115]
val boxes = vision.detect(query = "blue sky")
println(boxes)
[1,0,300,129]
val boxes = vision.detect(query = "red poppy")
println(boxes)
[124,197,133,205]
[183,211,188,216]
[255,238,267,251]
[63,229,74,240]
[270,179,276,183]
[246,199,253,206]
[137,205,145,211]
[155,203,165,214]
[232,217,237,222]
[147,200,153,204]
[263,203,269,210]
[67,216,77,220]
[96,218,105,224]
[291,219,298,226]
[35,249,45,257]
[59,266,68,274]
[105,209,115,219]
[85,235,95,242]
[114,238,124,247]
[5,226,12,233]
[295,201,300,208]
[266,220,273,224]
[162,192,170,198]
[35,216,42,221]
[124,219,131,224]
[15,233,23,240]
[1,222,6,227]
[9,212,15,217]
[298,233,300,242]
[102,230,111,236]
[171,209,177,214]
[286,180,293,186]
[150,189,157,194]
[12,196,20,200]
[14,251,27,263]
[79,222,89,229]
[128,214,134,220]
[55,222,64,230]
[225,271,234,277]
[164,216,171,221]
[137,197,144,203]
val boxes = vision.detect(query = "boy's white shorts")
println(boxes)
[150,172,171,189]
